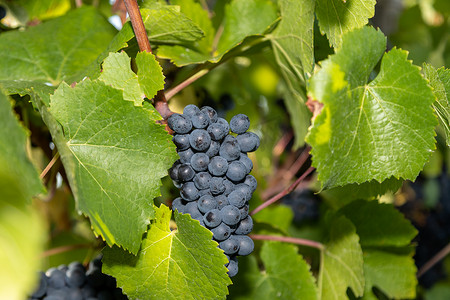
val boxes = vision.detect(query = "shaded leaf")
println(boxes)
[103,205,231,300]
[320,216,364,299]
[307,27,436,189]
[315,0,376,47]
[229,242,318,300]
[48,80,177,253]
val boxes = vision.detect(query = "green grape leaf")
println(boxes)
[270,0,314,148]
[320,216,364,299]
[0,91,43,200]
[306,27,437,189]
[424,283,450,300]
[362,251,417,300]
[0,168,45,300]
[0,7,116,87]
[99,52,165,105]
[423,64,450,146]
[229,242,318,300]
[315,0,376,47]
[141,6,205,43]
[103,205,232,300]
[157,0,278,66]
[47,80,177,253]
[339,200,417,247]
[339,200,417,299]
[322,177,403,209]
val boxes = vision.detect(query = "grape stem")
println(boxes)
[250,234,324,250]
[40,243,92,258]
[250,166,315,215]
[417,242,450,278]
[166,69,210,100]
[123,0,173,119]
[39,152,60,179]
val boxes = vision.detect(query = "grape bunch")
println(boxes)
[168,105,259,277]
[28,257,127,300]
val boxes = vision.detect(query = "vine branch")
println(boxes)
[417,242,450,278]
[123,0,173,119]
[250,234,324,250]
[250,166,315,215]
[40,152,60,179]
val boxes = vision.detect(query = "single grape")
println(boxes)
[167,114,192,134]
[46,268,65,289]
[208,156,228,176]
[234,183,252,201]
[221,205,241,226]
[219,237,239,255]
[189,129,211,151]
[65,267,86,288]
[239,153,253,174]
[239,204,249,220]
[201,106,218,123]
[226,161,247,182]
[185,201,202,220]
[227,190,246,208]
[235,216,253,235]
[219,136,241,161]
[244,175,257,193]
[198,194,218,214]
[67,288,84,300]
[207,122,228,140]
[31,272,48,298]
[198,188,212,197]
[177,164,195,182]
[172,134,190,150]
[236,132,260,152]
[211,223,232,241]
[178,148,194,164]
[190,111,210,129]
[203,209,222,228]
[168,162,181,181]
[223,179,235,196]
[183,104,200,116]
[235,235,254,256]
[205,140,220,157]
[227,256,239,277]
[216,194,229,209]
[171,197,185,213]
[230,114,250,134]
[210,177,225,195]
[193,172,212,190]
[190,153,210,172]
[180,182,199,201]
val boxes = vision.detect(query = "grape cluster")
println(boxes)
[168,105,259,277]
[28,257,127,300]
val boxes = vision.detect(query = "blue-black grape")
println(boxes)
[227,257,239,277]
[198,194,218,214]
[235,235,254,256]
[219,136,241,161]
[230,114,250,134]
[172,134,190,150]
[171,197,185,213]
[65,267,86,288]
[190,153,210,172]
[219,237,239,255]
[178,148,194,164]
[235,216,253,235]
[193,172,211,190]
[234,183,252,202]
[205,140,220,158]
[215,194,229,209]
[207,122,228,140]
[227,190,246,208]
[239,205,249,220]
[222,179,235,196]
[226,161,247,182]
[47,269,65,289]
[180,182,199,201]
[236,132,260,152]
[221,205,241,225]
[31,272,48,298]
[189,129,211,151]
[208,156,228,176]
[185,201,202,220]
[177,164,195,182]
[168,114,192,134]
[201,106,218,123]
[239,153,253,174]
[190,111,210,129]
[203,209,222,228]
[211,223,232,241]
[183,104,200,116]
[244,175,257,193]
[210,177,225,195]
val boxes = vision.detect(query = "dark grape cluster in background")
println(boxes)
[168,105,259,277]
[29,257,127,300]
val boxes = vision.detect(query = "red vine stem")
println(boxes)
[250,234,324,250]
[250,166,315,215]
[39,152,60,179]
[123,0,173,119]
[166,69,210,100]
[40,243,91,258]
[417,242,450,278]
